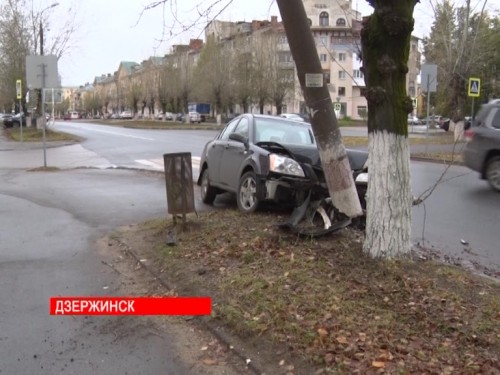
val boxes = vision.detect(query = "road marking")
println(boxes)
[88,128,155,141]
[135,156,201,171]
[57,123,155,141]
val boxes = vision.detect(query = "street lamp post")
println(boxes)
[39,2,59,167]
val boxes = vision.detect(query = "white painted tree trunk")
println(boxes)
[363,131,413,258]
[453,120,465,142]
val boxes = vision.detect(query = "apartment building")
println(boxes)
[86,1,419,120]
[206,0,420,119]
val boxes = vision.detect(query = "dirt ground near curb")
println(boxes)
[97,234,255,375]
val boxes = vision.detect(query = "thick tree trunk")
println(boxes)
[277,0,362,217]
[361,0,417,258]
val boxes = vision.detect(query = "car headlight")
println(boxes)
[269,154,305,177]
[355,172,369,183]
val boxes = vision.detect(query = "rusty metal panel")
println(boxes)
[163,152,195,215]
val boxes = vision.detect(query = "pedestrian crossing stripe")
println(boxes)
[135,156,201,171]
[468,77,481,97]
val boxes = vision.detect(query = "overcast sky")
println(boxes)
[38,0,493,87]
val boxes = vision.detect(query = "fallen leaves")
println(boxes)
[126,210,500,375]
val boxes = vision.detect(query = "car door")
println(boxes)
[205,118,239,185]
[218,116,251,190]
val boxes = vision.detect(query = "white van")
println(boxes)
[70,111,79,119]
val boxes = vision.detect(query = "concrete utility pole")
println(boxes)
[276,0,362,218]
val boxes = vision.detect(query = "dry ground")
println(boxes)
[108,208,500,375]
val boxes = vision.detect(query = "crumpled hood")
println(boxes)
[284,145,368,171]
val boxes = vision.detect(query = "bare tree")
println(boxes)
[0,0,32,111]
[192,35,231,119]
[125,80,143,116]
[424,0,492,119]
[267,33,295,115]
[230,39,254,113]
[252,33,272,114]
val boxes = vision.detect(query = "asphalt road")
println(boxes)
[0,133,242,374]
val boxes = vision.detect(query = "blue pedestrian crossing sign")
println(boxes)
[468,77,481,97]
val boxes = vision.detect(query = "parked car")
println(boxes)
[157,112,173,120]
[175,113,185,122]
[119,111,133,120]
[197,114,368,214]
[188,111,202,123]
[2,113,13,127]
[279,113,305,122]
[463,100,500,191]
[407,115,420,125]
[3,113,25,128]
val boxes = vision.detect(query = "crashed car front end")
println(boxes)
[257,146,368,208]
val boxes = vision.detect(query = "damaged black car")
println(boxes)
[197,114,368,234]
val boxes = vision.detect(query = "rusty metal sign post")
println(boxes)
[163,153,195,231]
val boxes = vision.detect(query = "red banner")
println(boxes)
[50,297,211,316]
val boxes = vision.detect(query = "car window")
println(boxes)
[254,118,315,145]
[488,108,500,129]
[475,106,492,127]
[232,117,249,138]
[219,118,239,140]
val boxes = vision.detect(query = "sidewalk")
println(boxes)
[0,132,113,170]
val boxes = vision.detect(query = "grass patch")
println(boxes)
[83,119,223,131]
[27,166,60,172]
[117,210,500,374]
[343,133,463,148]
[412,152,464,164]
[4,127,78,142]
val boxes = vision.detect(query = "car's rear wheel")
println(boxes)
[237,171,261,213]
[200,168,217,204]
[485,156,500,192]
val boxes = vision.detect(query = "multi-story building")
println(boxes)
[205,1,419,119]
[87,0,420,120]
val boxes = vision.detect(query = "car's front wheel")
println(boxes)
[200,168,217,204]
[485,156,500,192]
[237,171,261,213]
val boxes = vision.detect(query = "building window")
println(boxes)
[336,18,346,27]
[338,87,346,96]
[353,70,364,79]
[357,106,367,119]
[319,12,329,26]
[338,71,346,80]
[338,52,346,62]
[319,36,328,46]
[324,71,330,84]
[319,54,327,62]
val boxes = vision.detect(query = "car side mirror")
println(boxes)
[229,133,248,145]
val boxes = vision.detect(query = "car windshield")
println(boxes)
[254,117,315,145]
